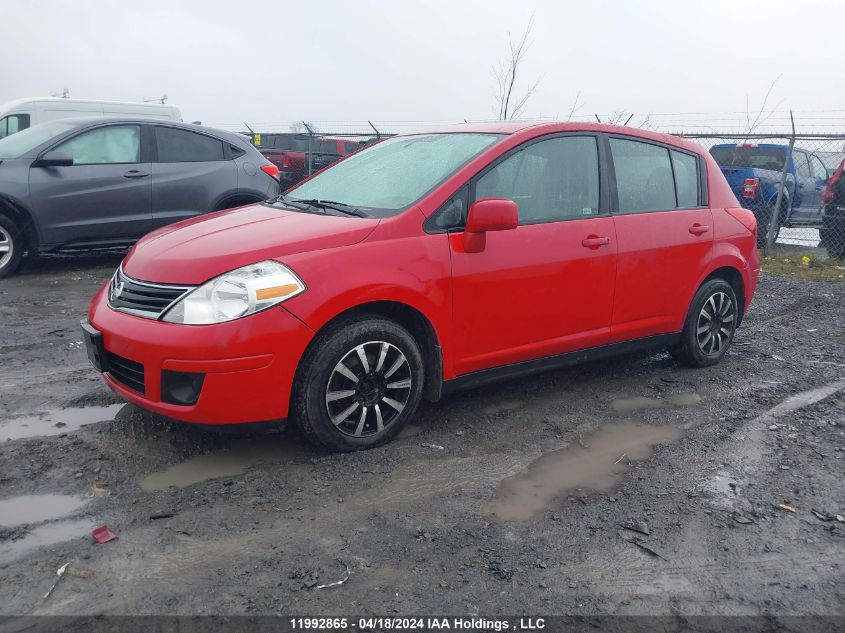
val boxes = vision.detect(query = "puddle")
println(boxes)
[488,423,680,521]
[0,494,89,526]
[0,404,126,441]
[611,393,701,415]
[0,519,93,563]
[706,471,740,496]
[139,438,290,491]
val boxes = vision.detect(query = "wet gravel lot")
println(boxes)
[0,253,843,617]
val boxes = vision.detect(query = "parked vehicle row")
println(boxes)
[710,143,829,247]
[81,122,760,452]
[0,118,281,278]
[254,132,371,186]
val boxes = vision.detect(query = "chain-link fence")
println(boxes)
[675,133,845,260]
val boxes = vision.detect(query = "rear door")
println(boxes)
[449,134,617,375]
[150,125,238,228]
[29,123,152,246]
[609,137,713,342]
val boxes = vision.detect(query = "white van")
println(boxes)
[0,98,182,138]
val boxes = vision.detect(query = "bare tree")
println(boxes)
[493,14,540,120]
[565,91,585,121]
[743,74,783,136]
[289,122,305,133]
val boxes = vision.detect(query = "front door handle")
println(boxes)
[581,235,610,248]
[689,223,710,236]
[124,170,149,179]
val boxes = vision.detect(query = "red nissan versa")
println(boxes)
[82,122,760,452]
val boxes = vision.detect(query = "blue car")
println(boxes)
[710,143,829,246]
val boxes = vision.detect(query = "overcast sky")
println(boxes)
[2,0,843,132]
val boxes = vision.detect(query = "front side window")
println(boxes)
[671,150,699,208]
[809,154,828,181]
[610,138,676,212]
[287,133,503,216]
[475,136,600,224]
[55,125,141,165]
[155,127,225,162]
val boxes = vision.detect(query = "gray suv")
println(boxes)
[0,118,281,277]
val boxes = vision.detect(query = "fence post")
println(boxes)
[303,121,315,177]
[764,111,795,255]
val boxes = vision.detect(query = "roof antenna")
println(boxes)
[623,113,634,126]
[594,114,602,123]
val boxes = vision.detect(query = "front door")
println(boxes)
[29,124,152,247]
[449,134,617,376]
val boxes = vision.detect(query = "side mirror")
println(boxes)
[35,150,74,168]
[463,198,518,253]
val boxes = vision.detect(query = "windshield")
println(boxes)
[285,133,504,216]
[0,120,77,160]
[710,146,786,171]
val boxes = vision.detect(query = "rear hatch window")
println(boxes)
[710,146,785,171]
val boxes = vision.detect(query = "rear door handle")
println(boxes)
[689,224,710,236]
[123,170,149,179]
[581,235,610,248]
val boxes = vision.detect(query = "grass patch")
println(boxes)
[760,249,845,282]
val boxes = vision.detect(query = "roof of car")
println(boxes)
[405,120,703,153]
[40,117,247,143]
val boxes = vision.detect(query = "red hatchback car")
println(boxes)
[83,122,760,451]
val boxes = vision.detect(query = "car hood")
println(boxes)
[121,203,380,285]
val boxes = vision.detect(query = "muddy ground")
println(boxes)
[0,253,843,618]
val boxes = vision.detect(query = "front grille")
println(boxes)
[108,268,193,319]
[106,352,146,394]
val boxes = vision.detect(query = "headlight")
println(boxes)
[161,260,305,325]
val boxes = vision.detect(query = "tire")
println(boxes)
[669,279,738,368]
[0,214,25,279]
[293,315,425,452]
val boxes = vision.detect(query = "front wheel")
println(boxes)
[669,279,738,368]
[293,315,425,452]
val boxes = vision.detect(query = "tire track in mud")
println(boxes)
[561,545,845,597]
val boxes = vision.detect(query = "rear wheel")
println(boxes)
[293,315,425,452]
[670,279,738,368]
[0,215,25,279]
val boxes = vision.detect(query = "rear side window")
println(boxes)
[610,139,675,212]
[671,150,699,208]
[155,127,225,162]
[56,125,140,165]
[476,136,600,224]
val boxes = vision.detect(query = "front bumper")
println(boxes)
[85,284,315,424]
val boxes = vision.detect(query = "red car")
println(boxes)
[83,122,759,451]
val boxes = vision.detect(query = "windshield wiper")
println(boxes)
[264,194,328,213]
[289,199,369,218]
